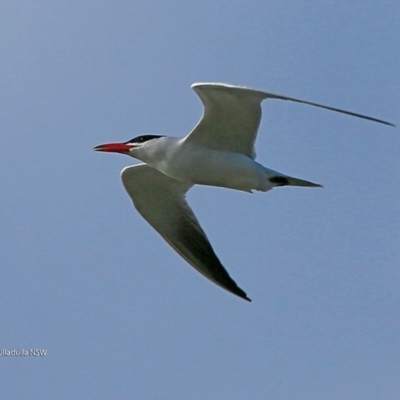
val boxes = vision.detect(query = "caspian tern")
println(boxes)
[94,82,394,301]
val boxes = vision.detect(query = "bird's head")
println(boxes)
[93,135,165,157]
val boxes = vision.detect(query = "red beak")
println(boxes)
[93,142,134,154]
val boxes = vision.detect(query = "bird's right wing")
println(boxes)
[121,164,251,301]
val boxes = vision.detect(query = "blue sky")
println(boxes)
[1,1,399,399]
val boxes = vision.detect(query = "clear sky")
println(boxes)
[1,1,399,399]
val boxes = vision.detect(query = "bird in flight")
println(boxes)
[94,82,394,301]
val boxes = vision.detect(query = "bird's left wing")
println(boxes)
[184,83,394,159]
[185,83,266,158]
[121,164,251,301]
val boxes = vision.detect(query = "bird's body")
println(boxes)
[131,136,275,192]
[94,82,393,301]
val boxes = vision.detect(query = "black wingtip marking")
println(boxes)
[177,216,251,301]
[233,286,251,302]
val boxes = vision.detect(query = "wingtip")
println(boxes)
[235,289,252,302]
[225,282,252,302]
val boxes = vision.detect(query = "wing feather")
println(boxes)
[185,83,264,158]
[184,83,394,158]
[121,164,251,301]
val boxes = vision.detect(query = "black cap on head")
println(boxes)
[125,135,165,144]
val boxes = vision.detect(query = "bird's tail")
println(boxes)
[269,175,322,188]
[287,176,322,188]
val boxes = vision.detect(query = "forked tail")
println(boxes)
[269,175,322,188]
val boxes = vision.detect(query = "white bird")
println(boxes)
[94,82,394,301]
